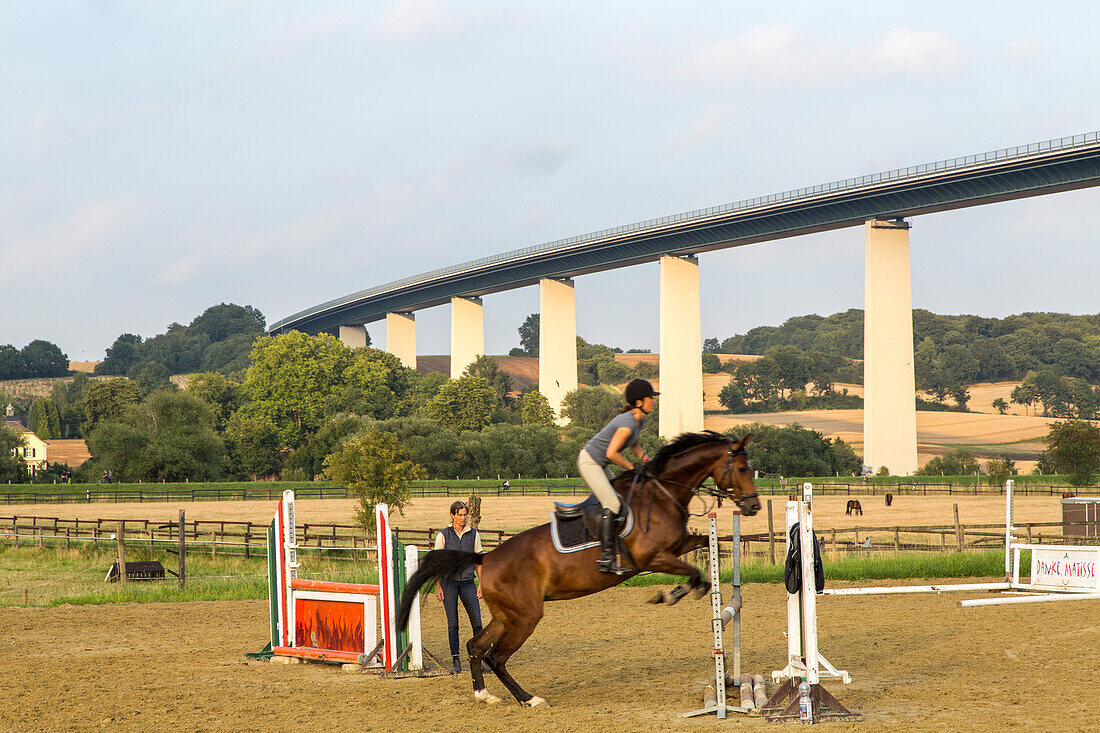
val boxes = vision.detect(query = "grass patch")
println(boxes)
[0,543,379,607]
[4,543,1015,605]
[622,550,1009,587]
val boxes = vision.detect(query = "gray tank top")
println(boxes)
[583,411,642,468]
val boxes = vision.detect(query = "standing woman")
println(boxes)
[578,378,658,574]
[434,501,483,673]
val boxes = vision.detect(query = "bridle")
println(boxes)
[642,441,759,520]
[708,444,759,511]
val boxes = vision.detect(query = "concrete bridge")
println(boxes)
[270,132,1100,475]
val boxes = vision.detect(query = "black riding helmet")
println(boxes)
[624,378,659,407]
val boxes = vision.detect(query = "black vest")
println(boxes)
[441,526,478,580]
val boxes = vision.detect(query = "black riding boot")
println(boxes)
[597,508,629,575]
[451,655,461,674]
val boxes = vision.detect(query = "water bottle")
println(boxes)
[798,680,812,724]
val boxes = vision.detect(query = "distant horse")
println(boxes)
[846,499,863,516]
[1062,492,1076,499]
[396,431,759,707]
[885,493,893,507]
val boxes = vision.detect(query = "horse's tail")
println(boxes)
[396,549,484,631]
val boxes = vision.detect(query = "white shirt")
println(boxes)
[434,524,483,552]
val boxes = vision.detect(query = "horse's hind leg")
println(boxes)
[483,616,545,707]
[468,618,505,704]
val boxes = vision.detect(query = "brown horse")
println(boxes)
[396,431,759,707]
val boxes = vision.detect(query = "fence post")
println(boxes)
[178,510,186,590]
[767,499,776,565]
[244,522,251,560]
[117,521,127,584]
[953,503,963,552]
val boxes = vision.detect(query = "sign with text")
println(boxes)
[1030,547,1100,591]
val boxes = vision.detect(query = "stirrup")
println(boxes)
[598,559,630,576]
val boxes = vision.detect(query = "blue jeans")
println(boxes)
[442,578,483,657]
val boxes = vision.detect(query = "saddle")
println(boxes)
[549,494,633,554]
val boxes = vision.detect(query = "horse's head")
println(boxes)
[709,434,760,516]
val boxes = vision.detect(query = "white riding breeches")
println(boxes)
[577,449,622,514]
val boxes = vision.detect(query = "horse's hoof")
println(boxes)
[647,591,665,604]
[692,584,710,600]
[525,696,548,708]
[474,689,502,704]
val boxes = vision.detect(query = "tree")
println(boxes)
[915,450,981,476]
[21,340,69,377]
[718,382,746,412]
[127,360,173,395]
[701,353,721,373]
[559,386,621,431]
[985,458,1017,487]
[721,423,860,477]
[188,303,266,342]
[464,355,514,409]
[326,348,411,420]
[27,398,61,439]
[1010,378,1039,416]
[83,378,142,434]
[224,409,281,478]
[702,338,721,353]
[1045,420,1100,487]
[518,314,540,357]
[0,424,28,483]
[0,345,25,379]
[243,331,351,448]
[991,398,1008,415]
[766,345,814,397]
[324,429,423,529]
[633,361,659,380]
[86,390,224,482]
[519,390,555,426]
[425,376,495,432]
[187,372,243,432]
[96,334,144,375]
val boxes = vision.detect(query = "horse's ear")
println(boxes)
[737,433,753,449]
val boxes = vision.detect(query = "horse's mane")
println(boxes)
[649,430,730,475]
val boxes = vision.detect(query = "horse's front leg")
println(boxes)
[673,533,709,557]
[644,550,710,606]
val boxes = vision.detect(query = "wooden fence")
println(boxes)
[3,513,1098,566]
[0,481,1095,506]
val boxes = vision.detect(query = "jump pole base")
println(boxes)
[678,703,754,719]
[761,679,863,724]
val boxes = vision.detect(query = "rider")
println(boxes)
[578,378,658,575]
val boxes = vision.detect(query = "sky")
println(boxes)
[4,2,1100,361]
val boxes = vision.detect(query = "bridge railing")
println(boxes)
[273,130,1100,332]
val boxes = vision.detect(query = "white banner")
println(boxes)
[1030,546,1100,592]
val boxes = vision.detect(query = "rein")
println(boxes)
[636,444,758,528]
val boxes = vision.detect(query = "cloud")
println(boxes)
[376,0,453,40]
[240,10,367,62]
[374,0,527,42]
[1002,40,1040,61]
[857,28,962,76]
[152,204,360,285]
[679,26,962,86]
[0,201,135,281]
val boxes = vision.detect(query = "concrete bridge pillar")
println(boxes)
[386,312,416,369]
[338,325,368,349]
[864,219,918,475]
[539,278,578,425]
[659,255,704,438]
[450,296,484,379]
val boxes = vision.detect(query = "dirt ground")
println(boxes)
[0,494,1063,538]
[3,580,1097,732]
